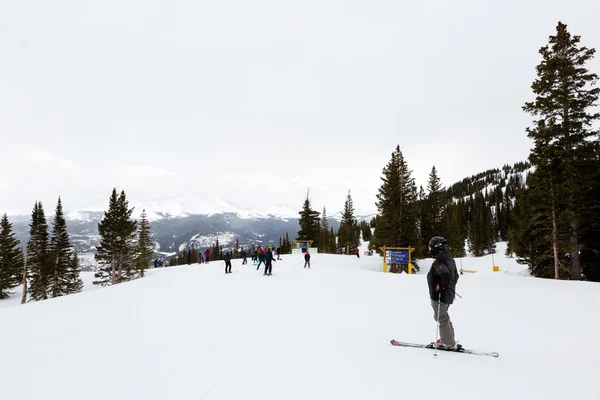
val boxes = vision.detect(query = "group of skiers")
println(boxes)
[152,234,460,350]
[221,245,282,275]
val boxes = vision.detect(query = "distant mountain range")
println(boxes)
[8,195,376,270]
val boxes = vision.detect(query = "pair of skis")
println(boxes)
[390,339,499,358]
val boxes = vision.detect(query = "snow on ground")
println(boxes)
[0,244,599,399]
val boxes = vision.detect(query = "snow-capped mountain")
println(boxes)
[67,195,305,222]
[8,196,359,270]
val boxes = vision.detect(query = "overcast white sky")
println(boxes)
[1,0,599,216]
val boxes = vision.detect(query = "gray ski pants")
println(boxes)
[431,299,456,346]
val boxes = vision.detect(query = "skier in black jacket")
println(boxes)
[426,236,460,349]
[304,250,311,268]
[224,250,232,274]
[263,249,275,275]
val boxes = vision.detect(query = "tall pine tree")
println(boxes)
[338,190,360,254]
[66,248,84,294]
[133,209,153,278]
[374,145,420,272]
[297,190,321,249]
[27,202,50,301]
[0,214,22,299]
[94,189,137,285]
[49,197,72,298]
[521,21,600,279]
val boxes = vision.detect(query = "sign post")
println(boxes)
[380,246,415,274]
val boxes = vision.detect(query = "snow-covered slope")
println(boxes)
[0,245,598,399]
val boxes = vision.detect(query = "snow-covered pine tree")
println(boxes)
[0,213,22,299]
[49,197,73,298]
[94,189,137,286]
[133,209,153,278]
[27,202,51,301]
[66,248,83,294]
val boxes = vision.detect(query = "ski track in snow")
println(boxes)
[0,242,599,400]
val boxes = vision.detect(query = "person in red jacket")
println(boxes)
[204,248,210,263]
[354,247,360,258]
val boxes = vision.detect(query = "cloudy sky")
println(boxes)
[1,0,599,216]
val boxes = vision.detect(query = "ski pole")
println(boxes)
[446,286,462,299]
[434,289,441,357]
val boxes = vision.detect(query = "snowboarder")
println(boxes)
[224,250,232,273]
[204,249,210,263]
[304,250,311,268]
[241,249,247,265]
[426,236,460,349]
[354,247,360,258]
[154,258,158,268]
[264,248,276,275]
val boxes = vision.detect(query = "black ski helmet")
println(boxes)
[428,236,447,256]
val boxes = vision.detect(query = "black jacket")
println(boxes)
[304,252,311,261]
[224,252,231,262]
[426,250,459,304]
[264,251,275,264]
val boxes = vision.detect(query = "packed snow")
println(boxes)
[0,243,598,399]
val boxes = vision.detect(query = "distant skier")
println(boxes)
[276,246,281,260]
[159,256,164,267]
[264,248,276,275]
[241,249,247,265]
[224,250,232,274]
[256,247,265,270]
[427,236,460,349]
[304,250,311,268]
[354,247,360,258]
[204,249,211,263]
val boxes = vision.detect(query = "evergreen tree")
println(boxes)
[234,239,240,258]
[319,207,331,253]
[419,166,445,257]
[467,192,494,256]
[0,214,22,299]
[522,21,599,279]
[27,202,50,301]
[374,145,420,272]
[338,190,360,254]
[133,209,153,278]
[581,149,600,281]
[211,238,221,260]
[440,203,466,258]
[284,232,293,254]
[297,190,321,248]
[66,248,84,294]
[360,220,372,242]
[49,197,72,298]
[94,189,137,286]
